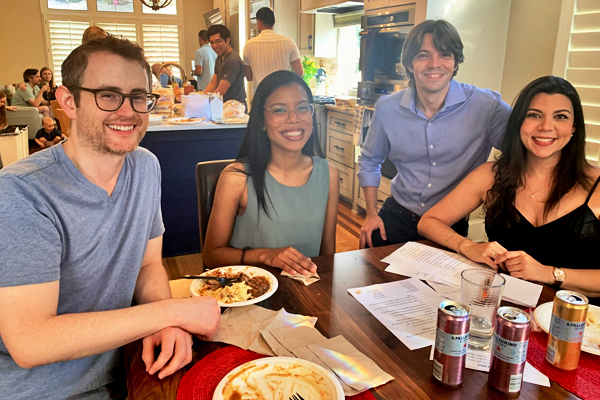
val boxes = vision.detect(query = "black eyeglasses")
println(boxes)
[69,87,160,113]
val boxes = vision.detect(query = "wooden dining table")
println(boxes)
[125,242,580,399]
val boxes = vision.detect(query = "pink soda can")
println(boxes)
[433,300,470,387]
[488,306,531,394]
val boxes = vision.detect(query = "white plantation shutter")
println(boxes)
[565,0,600,165]
[97,23,137,43]
[142,24,181,79]
[48,20,90,86]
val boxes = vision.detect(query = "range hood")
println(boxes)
[301,0,363,14]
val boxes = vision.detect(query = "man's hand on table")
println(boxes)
[360,214,386,249]
[141,296,222,379]
[142,327,192,379]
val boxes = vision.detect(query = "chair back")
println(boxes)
[196,159,235,264]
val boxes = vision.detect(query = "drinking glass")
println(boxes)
[461,269,505,350]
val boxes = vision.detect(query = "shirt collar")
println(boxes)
[400,79,466,114]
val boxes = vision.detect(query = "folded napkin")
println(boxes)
[281,270,321,286]
[262,319,394,395]
[213,306,317,355]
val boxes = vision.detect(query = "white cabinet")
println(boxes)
[298,13,338,57]
[0,127,29,167]
[364,0,389,11]
[298,13,314,55]
[326,109,355,202]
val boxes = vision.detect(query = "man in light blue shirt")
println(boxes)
[194,29,217,90]
[357,20,511,248]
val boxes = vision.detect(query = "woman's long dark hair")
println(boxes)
[236,70,324,217]
[486,76,591,227]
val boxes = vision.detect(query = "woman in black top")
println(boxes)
[418,76,600,302]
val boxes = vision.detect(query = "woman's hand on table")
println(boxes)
[142,326,192,379]
[261,247,317,276]
[458,240,508,268]
[493,251,553,284]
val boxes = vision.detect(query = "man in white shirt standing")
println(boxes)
[194,30,217,90]
[243,7,303,94]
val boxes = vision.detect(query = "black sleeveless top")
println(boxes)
[486,176,600,305]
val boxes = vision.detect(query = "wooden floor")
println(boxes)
[162,200,365,279]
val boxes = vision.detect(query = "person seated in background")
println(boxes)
[204,24,247,110]
[203,70,339,275]
[10,69,51,117]
[35,117,65,148]
[40,67,57,101]
[418,76,600,304]
[150,63,163,88]
[0,91,18,130]
[159,65,183,87]
[81,25,107,43]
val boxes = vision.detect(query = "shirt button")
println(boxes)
[432,161,437,166]
[428,183,432,187]
[421,203,426,207]
[429,145,434,149]
[427,122,432,126]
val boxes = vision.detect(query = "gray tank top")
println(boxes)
[230,157,330,257]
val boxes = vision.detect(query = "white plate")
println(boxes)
[212,357,344,400]
[149,115,163,126]
[533,302,600,356]
[189,266,278,307]
[168,117,205,125]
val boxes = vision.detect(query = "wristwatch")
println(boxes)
[553,267,566,287]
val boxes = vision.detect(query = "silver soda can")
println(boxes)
[433,300,470,387]
[488,307,531,394]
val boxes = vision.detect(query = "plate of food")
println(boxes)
[533,302,600,355]
[212,357,344,400]
[168,117,205,125]
[189,266,277,307]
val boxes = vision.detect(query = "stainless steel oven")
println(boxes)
[358,4,414,106]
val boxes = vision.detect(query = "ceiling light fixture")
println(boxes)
[139,0,173,11]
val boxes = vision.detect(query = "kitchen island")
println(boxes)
[140,121,247,256]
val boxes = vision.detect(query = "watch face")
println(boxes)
[554,268,566,282]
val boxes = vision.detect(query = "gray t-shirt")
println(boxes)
[11,84,40,107]
[214,49,247,109]
[0,144,164,399]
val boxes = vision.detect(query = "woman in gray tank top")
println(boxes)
[203,71,339,276]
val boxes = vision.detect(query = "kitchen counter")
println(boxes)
[325,105,356,115]
[147,120,247,131]
[140,121,247,256]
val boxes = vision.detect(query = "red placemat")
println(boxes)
[526,331,600,400]
[176,345,377,400]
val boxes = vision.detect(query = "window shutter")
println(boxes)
[566,0,600,164]
[97,23,138,42]
[48,20,90,86]
[142,24,181,78]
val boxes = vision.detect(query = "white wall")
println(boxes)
[426,0,512,93]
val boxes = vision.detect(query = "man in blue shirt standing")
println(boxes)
[194,30,217,90]
[358,19,511,248]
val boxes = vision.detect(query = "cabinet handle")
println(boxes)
[308,35,313,50]
[377,199,383,203]
[339,178,344,182]
[334,121,346,128]
[333,145,344,152]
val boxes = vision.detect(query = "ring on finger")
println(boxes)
[491,251,496,259]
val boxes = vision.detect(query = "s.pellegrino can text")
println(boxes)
[488,307,531,394]
[433,300,470,387]
[546,290,589,370]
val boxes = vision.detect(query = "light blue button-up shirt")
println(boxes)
[358,79,511,216]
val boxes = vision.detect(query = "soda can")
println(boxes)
[433,300,470,387]
[488,307,531,394]
[546,290,589,370]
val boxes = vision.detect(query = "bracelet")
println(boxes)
[444,230,455,248]
[240,246,251,265]
[456,237,470,255]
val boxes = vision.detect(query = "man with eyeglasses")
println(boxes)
[204,24,247,110]
[0,36,220,399]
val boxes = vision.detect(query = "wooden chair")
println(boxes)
[50,100,71,137]
[195,159,234,268]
